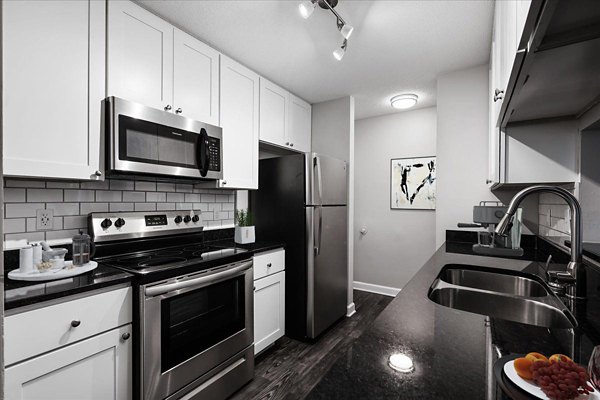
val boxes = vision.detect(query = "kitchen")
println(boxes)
[1,0,600,399]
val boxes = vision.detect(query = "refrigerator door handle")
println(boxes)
[314,206,323,256]
[313,155,323,206]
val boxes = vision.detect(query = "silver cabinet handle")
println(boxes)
[122,332,131,341]
[267,263,272,268]
[175,108,183,114]
[94,170,102,176]
[164,104,172,111]
[493,88,504,102]
[71,320,81,328]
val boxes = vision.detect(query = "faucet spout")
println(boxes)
[494,185,584,299]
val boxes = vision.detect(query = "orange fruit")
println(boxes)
[526,352,549,363]
[549,354,573,363]
[514,357,534,380]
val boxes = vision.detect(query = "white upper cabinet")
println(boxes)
[288,94,312,153]
[107,1,173,111]
[516,0,532,47]
[259,77,311,153]
[260,78,289,146]
[173,29,220,125]
[220,56,259,189]
[2,0,105,180]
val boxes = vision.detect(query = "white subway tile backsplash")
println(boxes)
[6,203,45,218]
[184,193,201,203]
[157,182,175,192]
[202,211,214,221]
[123,191,146,202]
[222,203,234,211]
[80,202,109,215]
[26,218,37,232]
[193,203,209,212]
[167,193,185,203]
[201,194,215,203]
[46,229,83,242]
[80,180,109,190]
[95,191,122,202]
[135,203,156,211]
[146,192,167,202]
[63,216,87,230]
[47,203,80,216]
[109,180,135,191]
[46,181,80,189]
[208,203,221,212]
[157,203,176,211]
[176,184,193,193]
[175,203,193,211]
[110,203,134,212]
[64,190,95,202]
[4,219,26,234]
[5,179,45,188]
[215,194,230,203]
[5,232,45,243]
[207,221,221,228]
[4,188,26,202]
[135,181,156,191]
[27,189,63,202]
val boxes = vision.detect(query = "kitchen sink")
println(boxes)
[438,265,547,297]
[428,265,576,329]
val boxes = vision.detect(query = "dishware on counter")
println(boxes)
[8,261,98,282]
[32,243,42,265]
[42,247,68,270]
[72,230,91,266]
[589,345,600,390]
[18,246,33,273]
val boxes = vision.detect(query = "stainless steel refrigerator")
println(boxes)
[251,153,348,340]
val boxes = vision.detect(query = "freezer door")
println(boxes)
[306,153,348,206]
[306,205,348,338]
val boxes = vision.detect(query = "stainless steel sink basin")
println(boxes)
[428,265,575,329]
[439,265,547,297]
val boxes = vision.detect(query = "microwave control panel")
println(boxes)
[208,137,221,172]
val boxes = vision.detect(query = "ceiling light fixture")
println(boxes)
[333,39,347,61]
[298,0,354,60]
[388,353,415,373]
[390,94,419,110]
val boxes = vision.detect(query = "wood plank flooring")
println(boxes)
[230,290,394,400]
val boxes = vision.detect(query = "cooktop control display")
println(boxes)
[145,214,167,226]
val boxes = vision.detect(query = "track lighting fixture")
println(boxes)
[298,0,353,60]
[333,39,347,61]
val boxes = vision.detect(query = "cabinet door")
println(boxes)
[516,0,532,48]
[3,0,105,180]
[173,29,220,125]
[107,1,173,110]
[288,94,312,153]
[259,78,288,147]
[499,0,518,91]
[220,56,259,189]
[5,325,132,400]
[254,271,285,354]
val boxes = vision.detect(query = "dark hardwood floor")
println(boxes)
[230,290,394,400]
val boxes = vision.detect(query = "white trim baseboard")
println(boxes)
[346,302,356,317]
[353,281,401,297]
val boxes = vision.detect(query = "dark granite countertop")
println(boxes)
[307,239,600,399]
[565,239,600,264]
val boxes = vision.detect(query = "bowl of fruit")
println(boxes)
[504,352,597,400]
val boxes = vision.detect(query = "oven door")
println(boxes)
[141,260,253,400]
[106,96,222,180]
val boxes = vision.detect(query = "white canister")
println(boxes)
[19,246,34,273]
[32,244,42,266]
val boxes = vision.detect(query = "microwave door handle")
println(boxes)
[145,260,252,297]
[197,128,210,177]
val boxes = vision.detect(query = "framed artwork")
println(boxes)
[390,156,436,210]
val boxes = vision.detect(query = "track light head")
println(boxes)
[333,39,347,61]
[339,23,354,39]
[299,0,317,19]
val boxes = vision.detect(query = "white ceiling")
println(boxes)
[137,0,494,120]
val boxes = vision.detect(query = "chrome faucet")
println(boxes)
[495,185,585,299]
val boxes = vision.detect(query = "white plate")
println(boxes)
[504,360,599,400]
[8,261,98,281]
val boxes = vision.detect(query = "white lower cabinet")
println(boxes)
[254,271,286,355]
[5,325,132,400]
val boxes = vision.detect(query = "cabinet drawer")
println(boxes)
[5,287,132,366]
[253,249,285,280]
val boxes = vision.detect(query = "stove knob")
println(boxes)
[174,215,183,224]
[115,218,125,228]
[100,218,112,229]
[192,215,200,223]
[184,215,192,223]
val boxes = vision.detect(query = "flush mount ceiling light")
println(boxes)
[390,94,419,110]
[388,353,415,373]
[298,0,354,60]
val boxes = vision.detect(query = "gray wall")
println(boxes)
[435,64,499,247]
[354,107,437,289]
[580,130,600,242]
[311,96,355,313]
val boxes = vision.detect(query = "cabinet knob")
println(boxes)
[222,180,227,185]
[164,104,172,111]
[71,320,81,328]
[267,263,272,268]
[94,170,102,176]
[486,179,493,184]
[122,332,131,341]
[290,143,294,147]
[493,89,504,102]
[175,108,183,114]
[286,142,290,146]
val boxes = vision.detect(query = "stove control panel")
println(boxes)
[89,211,203,242]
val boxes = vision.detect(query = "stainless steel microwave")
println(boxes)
[105,97,223,180]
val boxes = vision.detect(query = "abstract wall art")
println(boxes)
[390,156,436,210]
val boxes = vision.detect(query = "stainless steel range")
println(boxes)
[89,211,254,400]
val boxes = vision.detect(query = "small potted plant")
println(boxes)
[234,209,255,244]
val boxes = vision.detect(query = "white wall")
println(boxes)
[436,65,499,247]
[354,107,437,289]
[311,96,356,314]
[580,130,600,242]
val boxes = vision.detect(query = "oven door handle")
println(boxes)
[145,260,252,297]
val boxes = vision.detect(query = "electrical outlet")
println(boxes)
[36,209,54,230]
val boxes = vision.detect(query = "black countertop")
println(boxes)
[4,238,284,311]
[307,239,600,399]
